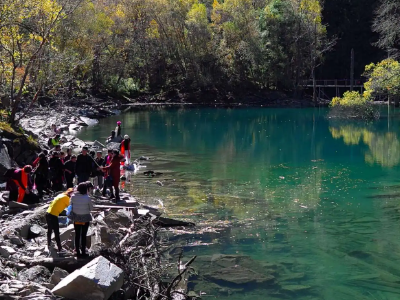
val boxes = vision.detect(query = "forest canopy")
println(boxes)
[0,0,398,123]
[0,0,330,105]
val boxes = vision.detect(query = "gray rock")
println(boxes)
[0,143,14,180]
[10,235,25,246]
[19,224,31,239]
[73,139,86,148]
[9,201,30,209]
[69,124,81,132]
[63,135,76,141]
[17,266,51,284]
[104,210,131,229]
[0,245,16,258]
[61,142,73,148]
[92,140,105,149]
[52,256,124,300]
[28,224,45,238]
[204,265,275,285]
[106,142,121,150]
[59,224,75,243]
[50,267,70,285]
[90,225,119,249]
[15,263,26,270]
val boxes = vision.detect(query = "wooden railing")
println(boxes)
[300,79,366,88]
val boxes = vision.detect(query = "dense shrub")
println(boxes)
[329,91,379,120]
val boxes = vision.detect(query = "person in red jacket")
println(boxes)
[120,135,131,165]
[6,166,39,204]
[101,150,125,202]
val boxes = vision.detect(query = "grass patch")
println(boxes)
[0,121,39,149]
[0,121,19,135]
[27,135,39,148]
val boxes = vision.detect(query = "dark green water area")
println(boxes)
[78,107,400,299]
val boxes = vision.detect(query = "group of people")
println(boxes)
[6,121,132,204]
[5,121,135,257]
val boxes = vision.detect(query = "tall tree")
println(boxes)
[373,0,400,56]
[0,0,80,123]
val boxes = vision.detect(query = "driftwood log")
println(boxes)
[100,215,196,300]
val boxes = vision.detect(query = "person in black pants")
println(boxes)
[76,147,94,184]
[48,151,64,191]
[70,182,93,258]
[46,188,74,254]
[94,151,105,189]
[34,153,49,198]
[64,155,77,188]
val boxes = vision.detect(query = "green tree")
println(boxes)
[363,59,400,103]
[0,0,79,123]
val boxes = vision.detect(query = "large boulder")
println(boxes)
[0,142,15,181]
[104,210,131,229]
[90,225,120,249]
[52,256,124,300]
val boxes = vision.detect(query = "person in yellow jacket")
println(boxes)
[46,188,74,253]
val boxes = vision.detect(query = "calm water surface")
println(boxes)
[78,107,400,299]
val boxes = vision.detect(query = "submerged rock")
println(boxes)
[352,217,379,223]
[280,272,306,282]
[204,265,275,285]
[281,284,312,293]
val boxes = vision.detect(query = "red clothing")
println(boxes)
[104,156,123,187]
[32,157,40,168]
[6,169,33,203]
[120,139,131,166]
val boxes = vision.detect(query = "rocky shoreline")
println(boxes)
[0,186,198,299]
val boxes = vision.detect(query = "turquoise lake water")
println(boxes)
[77,107,400,299]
